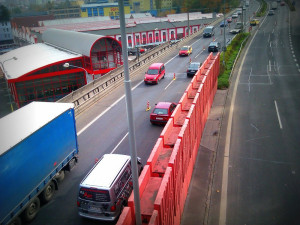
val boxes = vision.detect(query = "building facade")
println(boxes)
[0,21,13,44]
[80,3,131,19]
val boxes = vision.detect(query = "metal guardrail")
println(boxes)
[58,13,234,117]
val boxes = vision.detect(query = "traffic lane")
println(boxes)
[111,74,192,160]
[226,7,300,225]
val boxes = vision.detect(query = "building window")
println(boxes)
[81,8,86,12]
[93,8,98,16]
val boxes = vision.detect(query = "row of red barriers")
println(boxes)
[117,52,220,225]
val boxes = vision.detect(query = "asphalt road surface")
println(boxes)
[209,1,300,225]
[25,5,261,225]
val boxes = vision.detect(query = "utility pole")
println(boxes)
[118,1,142,225]
[223,0,226,65]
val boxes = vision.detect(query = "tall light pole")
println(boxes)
[223,0,226,65]
[63,63,91,83]
[118,0,142,225]
[0,57,17,112]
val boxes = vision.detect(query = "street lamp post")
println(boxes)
[223,0,226,65]
[0,56,17,112]
[63,63,91,83]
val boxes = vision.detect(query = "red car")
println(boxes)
[227,17,232,23]
[179,46,192,56]
[144,63,165,84]
[150,102,177,125]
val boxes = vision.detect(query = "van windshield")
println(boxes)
[147,69,159,75]
[79,188,110,202]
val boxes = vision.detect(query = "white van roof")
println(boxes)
[81,154,131,188]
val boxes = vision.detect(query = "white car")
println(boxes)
[232,13,238,18]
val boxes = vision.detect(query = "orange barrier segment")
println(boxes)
[171,103,189,126]
[179,92,193,111]
[160,118,181,147]
[116,207,134,225]
[148,210,159,225]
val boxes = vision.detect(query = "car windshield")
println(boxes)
[153,108,168,115]
[181,47,188,50]
[204,28,212,33]
[147,69,159,75]
[189,63,200,69]
[209,42,217,47]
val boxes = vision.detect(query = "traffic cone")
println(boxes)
[173,73,176,80]
[146,101,151,111]
[203,46,205,51]
[95,158,99,163]
[189,57,192,63]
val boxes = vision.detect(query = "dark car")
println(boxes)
[220,20,228,27]
[203,26,215,38]
[187,62,201,77]
[150,102,177,125]
[208,42,221,52]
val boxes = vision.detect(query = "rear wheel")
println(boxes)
[55,170,65,182]
[22,197,40,222]
[40,181,55,203]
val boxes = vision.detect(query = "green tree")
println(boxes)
[0,5,10,21]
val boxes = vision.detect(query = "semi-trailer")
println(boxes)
[0,102,79,225]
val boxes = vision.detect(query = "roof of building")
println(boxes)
[0,43,82,80]
[11,14,55,28]
[81,3,119,7]
[0,102,74,155]
[39,16,111,26]
[42,28,105,56]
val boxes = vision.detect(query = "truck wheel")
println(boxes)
[40,181,55,203]
[55,170,65,182]
[8,216,21,225]
[22,197,40,222]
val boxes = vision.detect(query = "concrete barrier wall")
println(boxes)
[116,52,220,225]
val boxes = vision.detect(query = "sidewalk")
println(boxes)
[180,89,228,225]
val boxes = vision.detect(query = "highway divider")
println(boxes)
[116,52,220,225]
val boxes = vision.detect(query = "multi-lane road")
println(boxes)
[209,1,300,225]
[8,0,298,224]
[26,4,263,225]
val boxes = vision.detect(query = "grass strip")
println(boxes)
[218,32,250,89]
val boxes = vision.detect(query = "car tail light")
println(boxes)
[110,204,116,212]
[77,201,80,207]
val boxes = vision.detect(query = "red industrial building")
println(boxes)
[0,29,122,107]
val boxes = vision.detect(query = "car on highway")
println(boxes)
[77,154,143,222]
[187,62,201,77]
[179,45,192,56]
[220,20,228,27]
[250,19,260,26]
[268,10,275,15]
[208,42,221,52]
[227,17,233,23]
[237,9,242,15]
[232,13,238,18]
[203,26,215,38]
[150,102,177,125]
[144,63,165,84]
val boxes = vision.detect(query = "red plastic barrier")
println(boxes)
[147,138,174,177]
[171,103,188,126]
[116,207,134,225]
[154,167,174,225]
[148,210,159,225]
[178,92,193,111]
[160,118,181,147]
[116,53,221,225]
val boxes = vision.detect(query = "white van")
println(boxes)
[77,154,142,221]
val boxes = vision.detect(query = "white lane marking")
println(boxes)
[274,100,283,129]
[219,18,260,225]
[269,60,271,72]
[165,79,175,90]
[195,49,204,58]
[248,67,252,92]
[165,54,179,65]
[110,132,129,154]
[296,64,299,68]
[77,80,144,135]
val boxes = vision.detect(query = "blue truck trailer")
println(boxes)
[0,102,79,225]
